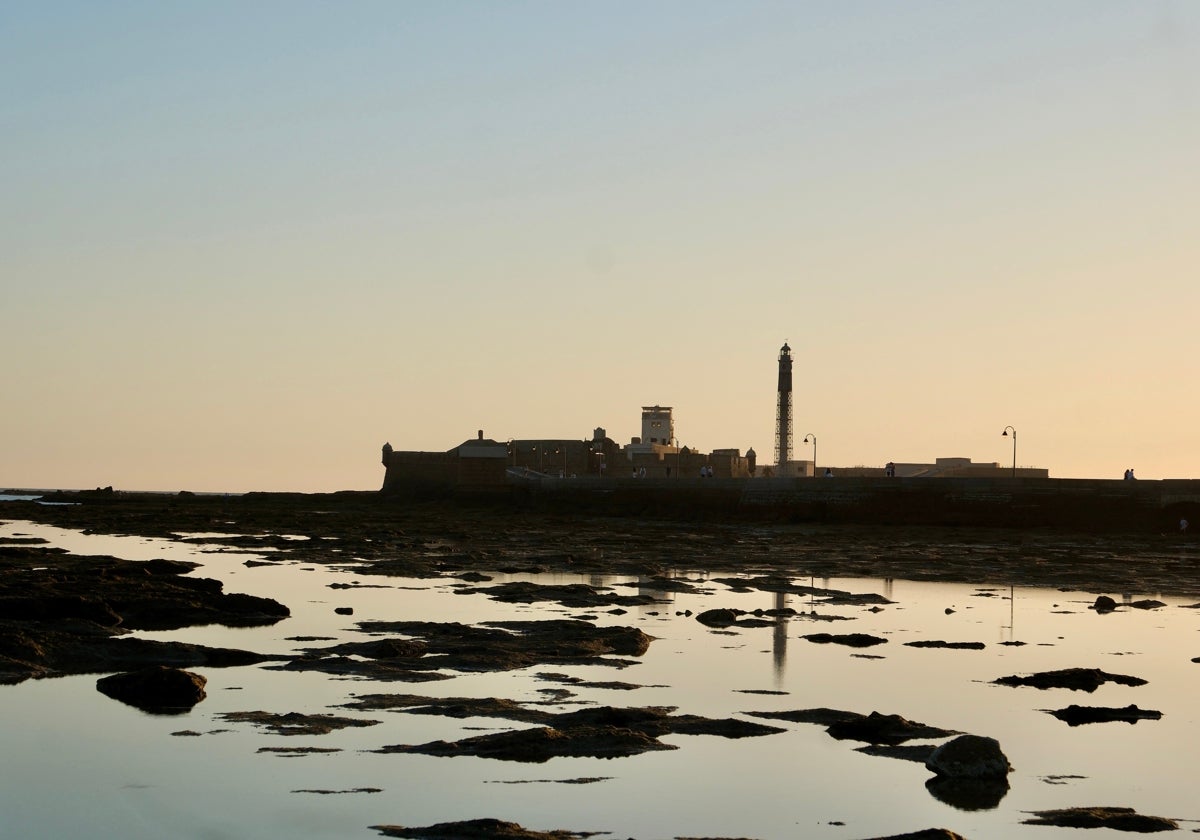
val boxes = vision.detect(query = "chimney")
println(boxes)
[477,429,483,440]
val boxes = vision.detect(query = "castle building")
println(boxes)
[378,344,1048,491]
[381,407,756,490]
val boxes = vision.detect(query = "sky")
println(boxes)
[3,2,1198,493]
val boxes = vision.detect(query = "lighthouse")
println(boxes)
[775,342,793,468]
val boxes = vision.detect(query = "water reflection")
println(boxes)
[926,775,1010,811]
[1001,584,1016,644]
[773,591,788,683]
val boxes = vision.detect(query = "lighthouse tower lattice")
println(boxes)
[775,342,793,468]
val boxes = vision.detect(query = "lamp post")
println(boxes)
[1001,426,1016,477]
[802,434,817,476]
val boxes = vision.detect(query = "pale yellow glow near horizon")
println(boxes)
[2,3,1197,492]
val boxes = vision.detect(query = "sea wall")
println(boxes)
[516,476,1200,532]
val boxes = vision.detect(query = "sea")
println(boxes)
[1,512,1198,839]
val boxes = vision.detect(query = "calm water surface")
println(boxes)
[2,517,1198,839]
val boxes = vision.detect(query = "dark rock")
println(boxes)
[925,734,1011,779]
[142,558,199,576]
[735,618,776,628]
[615,575,700,593]
[0,595,122,626]
[340,694,546,722]
[454,581,654,609]
[283,619,651,680]
[273,656,453,682]
[1093,595,1118,612]
[550,706,784,739]
[217,710,380,735]
[317,639,427,660]
[1,624,280,684]
[335,607,354,615]
[826,711,959,745]
[993,668,1147,692]
[747,707,874,726]
[371,818,602,840]
[371,703,784,762]
[709,577,891,606]
[95,666,207,714]
[905,640,985,650]
[1048,704,1162,726]
[1021,807,1177,831]
[802,633,887,648]
[858,830,968,840]
[696,608,740,627]
[0,549,288,639]
[375,724,677,762]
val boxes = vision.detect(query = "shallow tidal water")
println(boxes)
[2,517,1199,839]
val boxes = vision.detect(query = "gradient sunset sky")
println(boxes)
[4,2,1198,493]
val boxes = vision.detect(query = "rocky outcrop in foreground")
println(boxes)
[0,545,288,684]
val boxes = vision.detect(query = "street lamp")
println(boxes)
[1001,426,1016,477]
[802,434,817,476]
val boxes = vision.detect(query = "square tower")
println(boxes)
[641,405,674,446]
